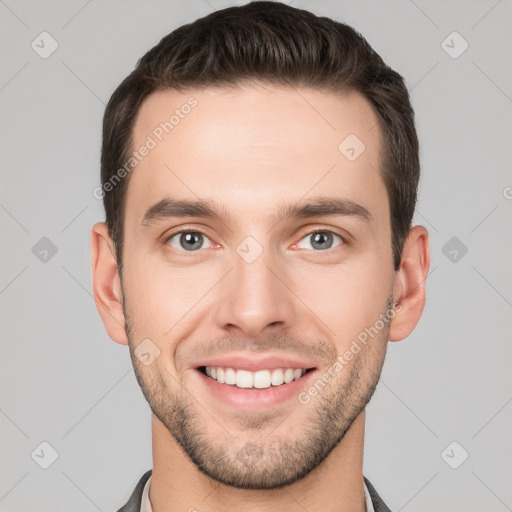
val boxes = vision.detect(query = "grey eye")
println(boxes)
[168,231,213,251]
[296,231,343,251]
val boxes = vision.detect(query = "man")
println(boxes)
[91,2,430,511]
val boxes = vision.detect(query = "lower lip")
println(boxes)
[196,369,318,410]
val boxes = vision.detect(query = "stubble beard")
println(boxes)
[123,295,391,490]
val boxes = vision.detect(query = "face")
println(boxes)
[120,83,397,489]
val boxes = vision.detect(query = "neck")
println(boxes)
[149,411,367,512]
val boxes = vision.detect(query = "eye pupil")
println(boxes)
[180,232,203,251]
[311,232,333,250]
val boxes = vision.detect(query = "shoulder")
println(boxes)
[363,476,393,512]
[115,469,153,512]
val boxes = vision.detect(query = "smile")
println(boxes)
[201,366,315,389]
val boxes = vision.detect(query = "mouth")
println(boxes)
[198,365,316,390]
[195,364,318,409]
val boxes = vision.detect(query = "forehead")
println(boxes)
[126,83,387,231]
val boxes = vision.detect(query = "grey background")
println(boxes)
[1,0,511,510]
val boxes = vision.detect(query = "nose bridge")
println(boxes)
[215,237,294,336]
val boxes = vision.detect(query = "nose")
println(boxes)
[214,246,297,339]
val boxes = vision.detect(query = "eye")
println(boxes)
[294,229,344,251]
[165,230,214,252]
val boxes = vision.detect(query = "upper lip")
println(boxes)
[194,354,318,372]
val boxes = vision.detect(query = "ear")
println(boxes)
[389,225,430,342]
[90,222,128,345]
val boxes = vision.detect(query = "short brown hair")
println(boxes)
[101,0,420,274]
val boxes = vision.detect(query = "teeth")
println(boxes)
[204,366,307,388]
[236,370,253,388]
[283,368,295,383]
[271,368,284,386]
[225,367,236,385]
[253,370,272,389]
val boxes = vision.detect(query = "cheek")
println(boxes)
[122,254,217,337]
[121,255,171,337]
[291,257,392,344]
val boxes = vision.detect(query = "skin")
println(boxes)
[91,83,430,512]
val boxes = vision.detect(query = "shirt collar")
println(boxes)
[140,475,375,512]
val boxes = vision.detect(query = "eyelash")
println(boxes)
[163,227,347,254]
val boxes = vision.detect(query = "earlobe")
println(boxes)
[388,225,430,342]
[90,222,128,345]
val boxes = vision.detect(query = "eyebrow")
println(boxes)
[140,196,373,228]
